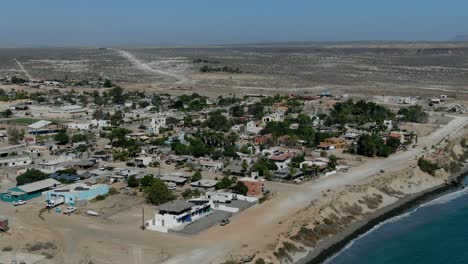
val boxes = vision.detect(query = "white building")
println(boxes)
[91,119,110,129]
[68,123,91,130]
[134,157,153,167]
[262,112,285,123]
[395,96,417,105]
[0,157,32,168]
[149,117,167,134]
[246,121,263,135]
[145,200,212,233]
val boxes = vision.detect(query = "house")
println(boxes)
[0,156,32,167]
[262,112,285,123]
[49,172,80,182]
[135,157,153,167]
[44,183,109,206]
[324,137,347,149]
[0,178,61,202]
[159,175,187,185]
[149,117,167,134]
[246,121,263,135]
[68,122,91,130]
[395,96,417,105]
[254,134,272,145]
[49,105,87,117]
[25,145,50,157]
[145,200,212,233]
[270,152,292,169]
[316,142,335,150]
[90,119,110,129]
[239,177,265,196]
[27,120,63,135]
[37,157,73,173]
[383,120,393,131]
[190,179,218,191]
[198,159,224,172]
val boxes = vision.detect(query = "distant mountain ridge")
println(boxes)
[450,35,468,42]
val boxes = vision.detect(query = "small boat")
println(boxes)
[86,210,100,216]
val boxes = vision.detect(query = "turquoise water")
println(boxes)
[326,185,468,264]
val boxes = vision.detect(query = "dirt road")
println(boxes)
[14,58,32,80]
[110,48,184,82]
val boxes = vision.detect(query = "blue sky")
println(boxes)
[1,0,467,46]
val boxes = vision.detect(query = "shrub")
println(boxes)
[418,157,439,176]
[95,195,107,201]
[2,246,13,251]
[108,187,119,195]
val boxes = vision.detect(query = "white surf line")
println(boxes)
[109,48,183,81]
[14,58,32,80]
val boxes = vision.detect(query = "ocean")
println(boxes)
[325,177,468,264]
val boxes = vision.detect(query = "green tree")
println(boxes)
[145,178,176,205]
[54,130,69,145]
[191,170,202,182]
[110,110,124,126]
[215,176,233,190]
[328,154,338,169]
[3,109,12,118]
[103,79,113,88]
[7,126,24,144]
[127,175,140,188]
[140,175,155,188]
[71,134,88,143]
[109,86,125,104]
[204,114,229,131]
[231,181,248,195]
[16,169,48,186]
[230,105,245,117]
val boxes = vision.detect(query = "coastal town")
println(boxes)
[0,71,467,264]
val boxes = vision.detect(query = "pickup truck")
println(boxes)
[13,200,27,206]
[63,207,76,215]
[220,219,230,226]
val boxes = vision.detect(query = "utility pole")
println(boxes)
[142,207,145,229]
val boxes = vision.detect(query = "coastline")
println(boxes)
[297,166,468,264]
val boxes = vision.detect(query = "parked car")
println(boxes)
[13,200,26,206]
[64,207,77,215]
[166,182,177,190]
[220,219,230,226]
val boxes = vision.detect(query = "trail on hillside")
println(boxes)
[14,58,32,80]
[110,48,183,82]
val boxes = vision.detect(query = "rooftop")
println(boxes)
[158,200,195,214]
[16,178,61,193]
[27,120,52,129]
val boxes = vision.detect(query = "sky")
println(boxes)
[1,0,467,46]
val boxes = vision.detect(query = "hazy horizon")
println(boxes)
[1,0,467,46]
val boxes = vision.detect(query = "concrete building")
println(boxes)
[149,117,167,134]
[239,177,265,196]
[190,179,218,191]
[27,120,63,135]
[145,200,212,233]
[246,121,263,135]
[44,183,109,206]
[0,156,32,168]
[1,178,61,202]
